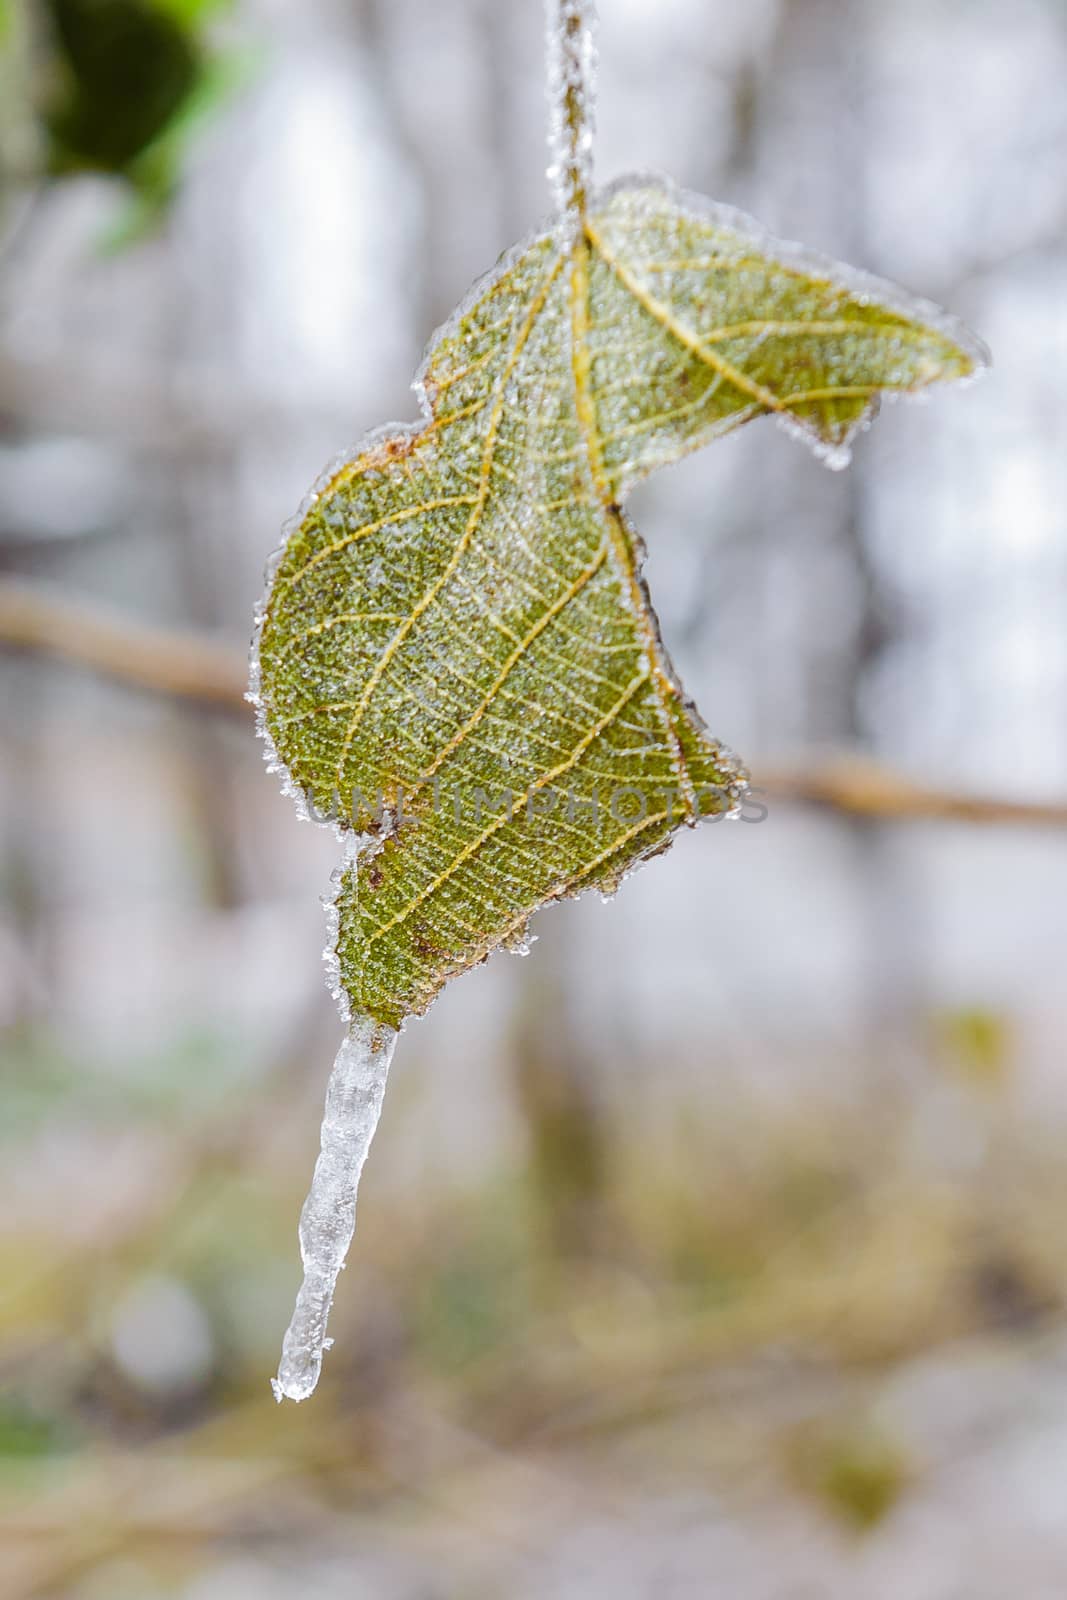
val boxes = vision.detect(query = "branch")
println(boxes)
[1,578,1064,828]
[755,759,1067,829]
[0,578,248,715]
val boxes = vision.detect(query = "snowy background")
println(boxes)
[2,0,1067,1595]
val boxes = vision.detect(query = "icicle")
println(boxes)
[272,1014,397,1403]
[546,0,598,217]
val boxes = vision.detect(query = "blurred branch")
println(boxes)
[756,759,1067,829]
[0,576,248,713]
[2,577,1065,827]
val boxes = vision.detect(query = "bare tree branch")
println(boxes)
[0,577,249,714]
[755,759,1067,829]
[2,578,1064,827]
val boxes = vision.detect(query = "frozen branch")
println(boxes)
[546,0,597,216]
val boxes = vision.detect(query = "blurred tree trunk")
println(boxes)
[758,0,925,1077]
[510,935,609,1262]
[164,225,247,912]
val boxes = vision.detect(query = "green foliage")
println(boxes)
[0,0,244,239]
[152,0,231,21]
[95,43,254,249]
[43,0,202,175]
[256,181,986,1029]
[788,1415,912,1531]
[0,1398,76,1459]
[938,1005,1012,1090]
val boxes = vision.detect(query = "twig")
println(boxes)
[755,758,1067,829]
[1,577,1064,827]
[0,577,248,714]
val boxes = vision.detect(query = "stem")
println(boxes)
[0,578,248,713]
[546,0,597,217]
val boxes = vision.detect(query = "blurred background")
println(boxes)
[2,0,1066,1594]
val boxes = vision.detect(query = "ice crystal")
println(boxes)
[272,1015,396,1403]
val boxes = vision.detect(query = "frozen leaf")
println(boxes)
[252,0,988,1398]
[254,179,985,1028]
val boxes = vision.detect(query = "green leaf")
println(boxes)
[254,179,986,1030]
[151,0,233,22]
[43,0,203,175]
[96,45,259,252]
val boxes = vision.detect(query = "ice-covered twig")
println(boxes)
[272,1015,397,1402]
[546,0,597,216]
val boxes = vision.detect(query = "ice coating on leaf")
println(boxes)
[584,178,990,488]
[252,0,988,1402]
[272,1014,396,1403]
[254,176,985,1029]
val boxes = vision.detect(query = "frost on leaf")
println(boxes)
[254,178,987,1031]
[251,0,987,1401]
